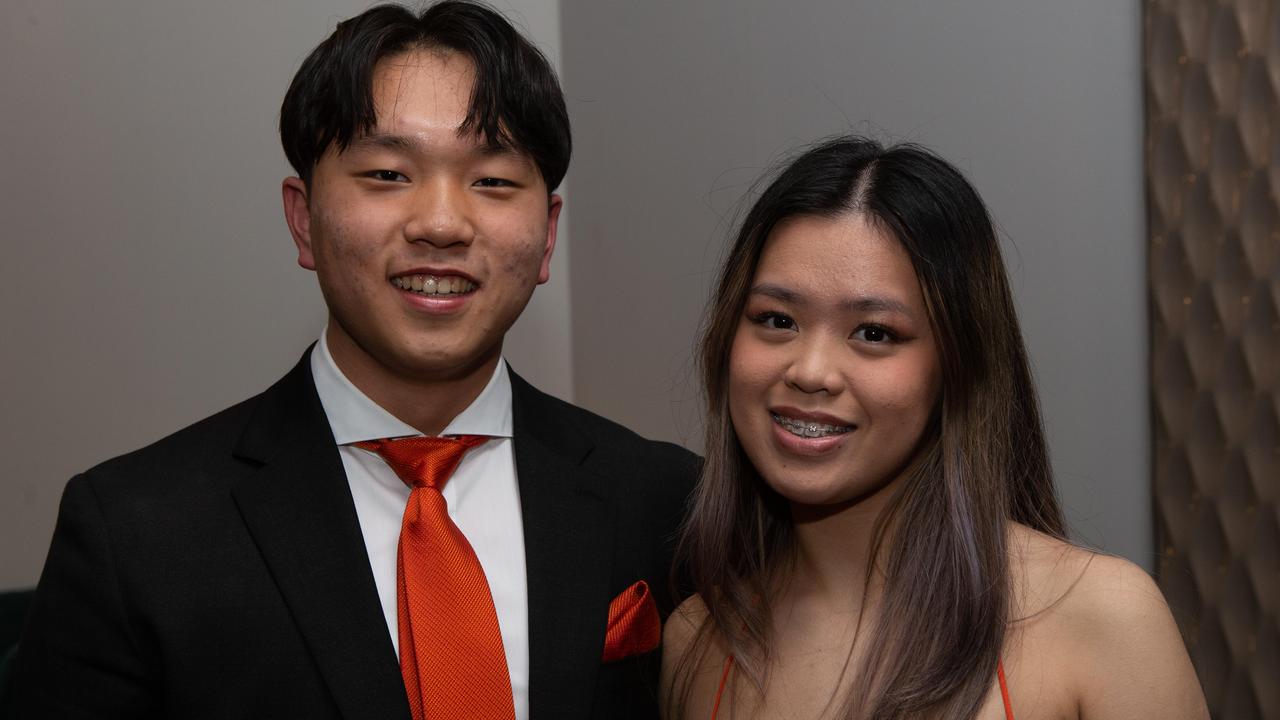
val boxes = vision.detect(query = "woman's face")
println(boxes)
[728,212,941,508]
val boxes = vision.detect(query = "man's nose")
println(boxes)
[404,179,476,248]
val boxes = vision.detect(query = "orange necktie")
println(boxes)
[355,436,515,720]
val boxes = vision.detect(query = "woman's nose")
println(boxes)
[783,337,844,396]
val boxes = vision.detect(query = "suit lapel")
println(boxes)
[230,352,410,720]
[511,373,616,720]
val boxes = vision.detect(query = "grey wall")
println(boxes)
[561,1,1151,567]
[1,0,1152,591]
[0,0,569,591]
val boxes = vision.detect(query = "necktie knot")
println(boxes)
[355,435,488,491]
[354,432,514,720]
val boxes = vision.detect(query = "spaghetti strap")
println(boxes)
[997,659,1014,720]
[711,654,1013,719]
[711,655,733,719]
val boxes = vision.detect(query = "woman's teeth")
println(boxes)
[392,275,476,295]
[771,413,852,438]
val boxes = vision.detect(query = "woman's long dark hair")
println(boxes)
[672,136,1066,718]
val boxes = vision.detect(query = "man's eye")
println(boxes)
[750,312,796,331]
[853,324,895,343]
[474,177,514,188]
[368,170,408,182]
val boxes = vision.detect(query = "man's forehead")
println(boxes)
[374,47,475,96]
[330,47,536,171]
[345,131,525,161]
[361,50,478,137]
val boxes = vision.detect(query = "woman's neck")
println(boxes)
[784,473,904,614]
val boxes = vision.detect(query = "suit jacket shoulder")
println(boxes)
[509,371,699,519]
[11,353,408,720]
[83,346,327,479]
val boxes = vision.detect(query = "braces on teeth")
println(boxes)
[772,413,851,438]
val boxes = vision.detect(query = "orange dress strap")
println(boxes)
[711,655,1013,720]
[711,654,733,719]
[997,659,1014,720]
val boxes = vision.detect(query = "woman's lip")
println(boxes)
[770,415,849,456]
[769,405,853,427]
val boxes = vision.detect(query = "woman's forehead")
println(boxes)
[754,213,919,300]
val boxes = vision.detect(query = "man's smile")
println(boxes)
[391,273,479,296]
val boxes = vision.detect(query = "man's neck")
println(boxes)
[324,324,500,436]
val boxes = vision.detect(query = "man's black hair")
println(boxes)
[279,1,571,191]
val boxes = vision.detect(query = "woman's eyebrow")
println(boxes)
[749,283,915,319]
[842,296,915,318]
[748,283,802,304]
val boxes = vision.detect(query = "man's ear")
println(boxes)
[282,177,316,270]
[537,193,563,285]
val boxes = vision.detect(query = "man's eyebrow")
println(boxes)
[347,132,525,159]
[477,141,522,158]
[748,283,916,318]
[348,133,418,153]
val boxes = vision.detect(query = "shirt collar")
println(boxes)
[310,329,513,444]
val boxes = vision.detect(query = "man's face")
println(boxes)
[283,49,560,387]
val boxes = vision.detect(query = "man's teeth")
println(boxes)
[392,275,476,295]
[771,413,852,438]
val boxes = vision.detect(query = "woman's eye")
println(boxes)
[853,325,894,343]
[368,170,408,182]
[751,312,796,331]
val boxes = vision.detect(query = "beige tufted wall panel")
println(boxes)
[1147,1,1280,717]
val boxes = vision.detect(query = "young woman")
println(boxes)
[662,137,1207,719]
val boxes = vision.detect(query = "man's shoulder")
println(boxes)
[75,392,265,500]
[510,372,698,471]
[82,353,317,492]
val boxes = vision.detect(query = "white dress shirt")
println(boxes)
[310,334,530,720]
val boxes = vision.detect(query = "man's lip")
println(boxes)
[390,267,479,284]
[768,406,854,427]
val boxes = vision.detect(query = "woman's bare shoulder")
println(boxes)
[1008,523,1172,634]
[1007,523,1095,619]
[661,594,726,720]
[1006,523,1209,719]
[665,594,712,656]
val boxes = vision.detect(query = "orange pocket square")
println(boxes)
[601,580,661,662]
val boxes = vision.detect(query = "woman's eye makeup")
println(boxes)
[852,324,897,343]
[749,311,797,331]
[748,308,902,340]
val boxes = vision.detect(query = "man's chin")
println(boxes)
[386,342,503,384]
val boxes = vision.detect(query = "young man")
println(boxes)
[9,4,697,719]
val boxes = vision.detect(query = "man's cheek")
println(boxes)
[499,235,549,279]
[314,218,385,268]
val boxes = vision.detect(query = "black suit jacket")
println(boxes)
[9,351,698,719]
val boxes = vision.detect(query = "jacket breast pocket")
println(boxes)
[590,647,661,719]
